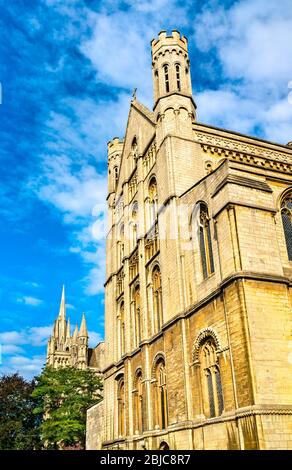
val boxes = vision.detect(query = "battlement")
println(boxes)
[107,137,124,157]
[151,30,188,59]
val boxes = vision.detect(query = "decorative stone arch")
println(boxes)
[133,365,142,380]
[131,279,140,295]
[114,371,125,382]
[192,327,222,363]
[147,260,161,284]
[151,352,166,379]
[189,199,209,230]
[163,106,175,115]
[277,186,292,211]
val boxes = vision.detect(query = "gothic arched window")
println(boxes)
[117,377,125,437]
[152,266,163,331]
[133,370,144,434]
[281,194,292,261]
[154,359,168,430]
[200,338,224,418]
[198,203,214,278]
[148,177,158,226]
[114,166,119,189]
[163,65,169,93]
[132,137,138,160]
[175,64,181,91]
[133,285,141,347]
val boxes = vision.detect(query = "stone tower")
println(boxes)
[89,29,292,451]
[151,30,196,144]
[46,286,104,370]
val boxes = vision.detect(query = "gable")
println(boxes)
[115,99,156,196]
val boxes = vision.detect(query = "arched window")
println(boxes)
[133,370,144,434]
[198,203,214,278]
[281,193,292,260]
[133,285,141,347]
[117,377,126,437]
[149,177,158,226]
[163,65,169,93]
[200,338,224,418]
[152,266,163,331]
[154,359,168,429]
[120,301,125,356]
[132,137,138,160]
[175,64,181,91]
[114,166,119,189]
[159,441,170,450]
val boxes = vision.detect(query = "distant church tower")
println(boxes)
[46,286,104,370]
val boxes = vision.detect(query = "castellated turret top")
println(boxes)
[151,30,188,60]
[107,137,124,158]
[150,29,193,106]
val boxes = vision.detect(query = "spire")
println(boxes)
[79,313,88,337]
[73,323,78,341]
[58,285,66,320]
[66,318,71,340]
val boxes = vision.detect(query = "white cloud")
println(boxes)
[0,325,53,347]
[16,296,43,306]
[29,326,53,346]
[1,344,25,355]
[80,12,153,101]
[195,0,292,84]
[30,93,134,295]
[2,355,46,379]
[88,330,103,348]
[0,331,26,345]
[193,0,292,143]
[66,303,75,310]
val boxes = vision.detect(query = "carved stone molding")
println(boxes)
[192,327,223,362]
[195,131,292,173]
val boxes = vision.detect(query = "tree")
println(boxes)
[0,373,41,450]
[32,366,103,449]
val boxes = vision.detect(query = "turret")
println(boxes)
[151,30,193,104]
[151,30,196,143]
[107,137,124,198]
[77,313,89,369]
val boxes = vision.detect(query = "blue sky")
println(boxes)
[0,0,291,379]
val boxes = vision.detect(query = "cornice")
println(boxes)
[195,130,292,173]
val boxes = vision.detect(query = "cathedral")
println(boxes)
[86,30,292,450]
[46,286,104,372]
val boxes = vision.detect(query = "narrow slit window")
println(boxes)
[197,203,215,279]
[175,64,181,91]
[164,65,169,93]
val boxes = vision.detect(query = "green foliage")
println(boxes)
[0,373,41,450]
[32,367,103,449]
